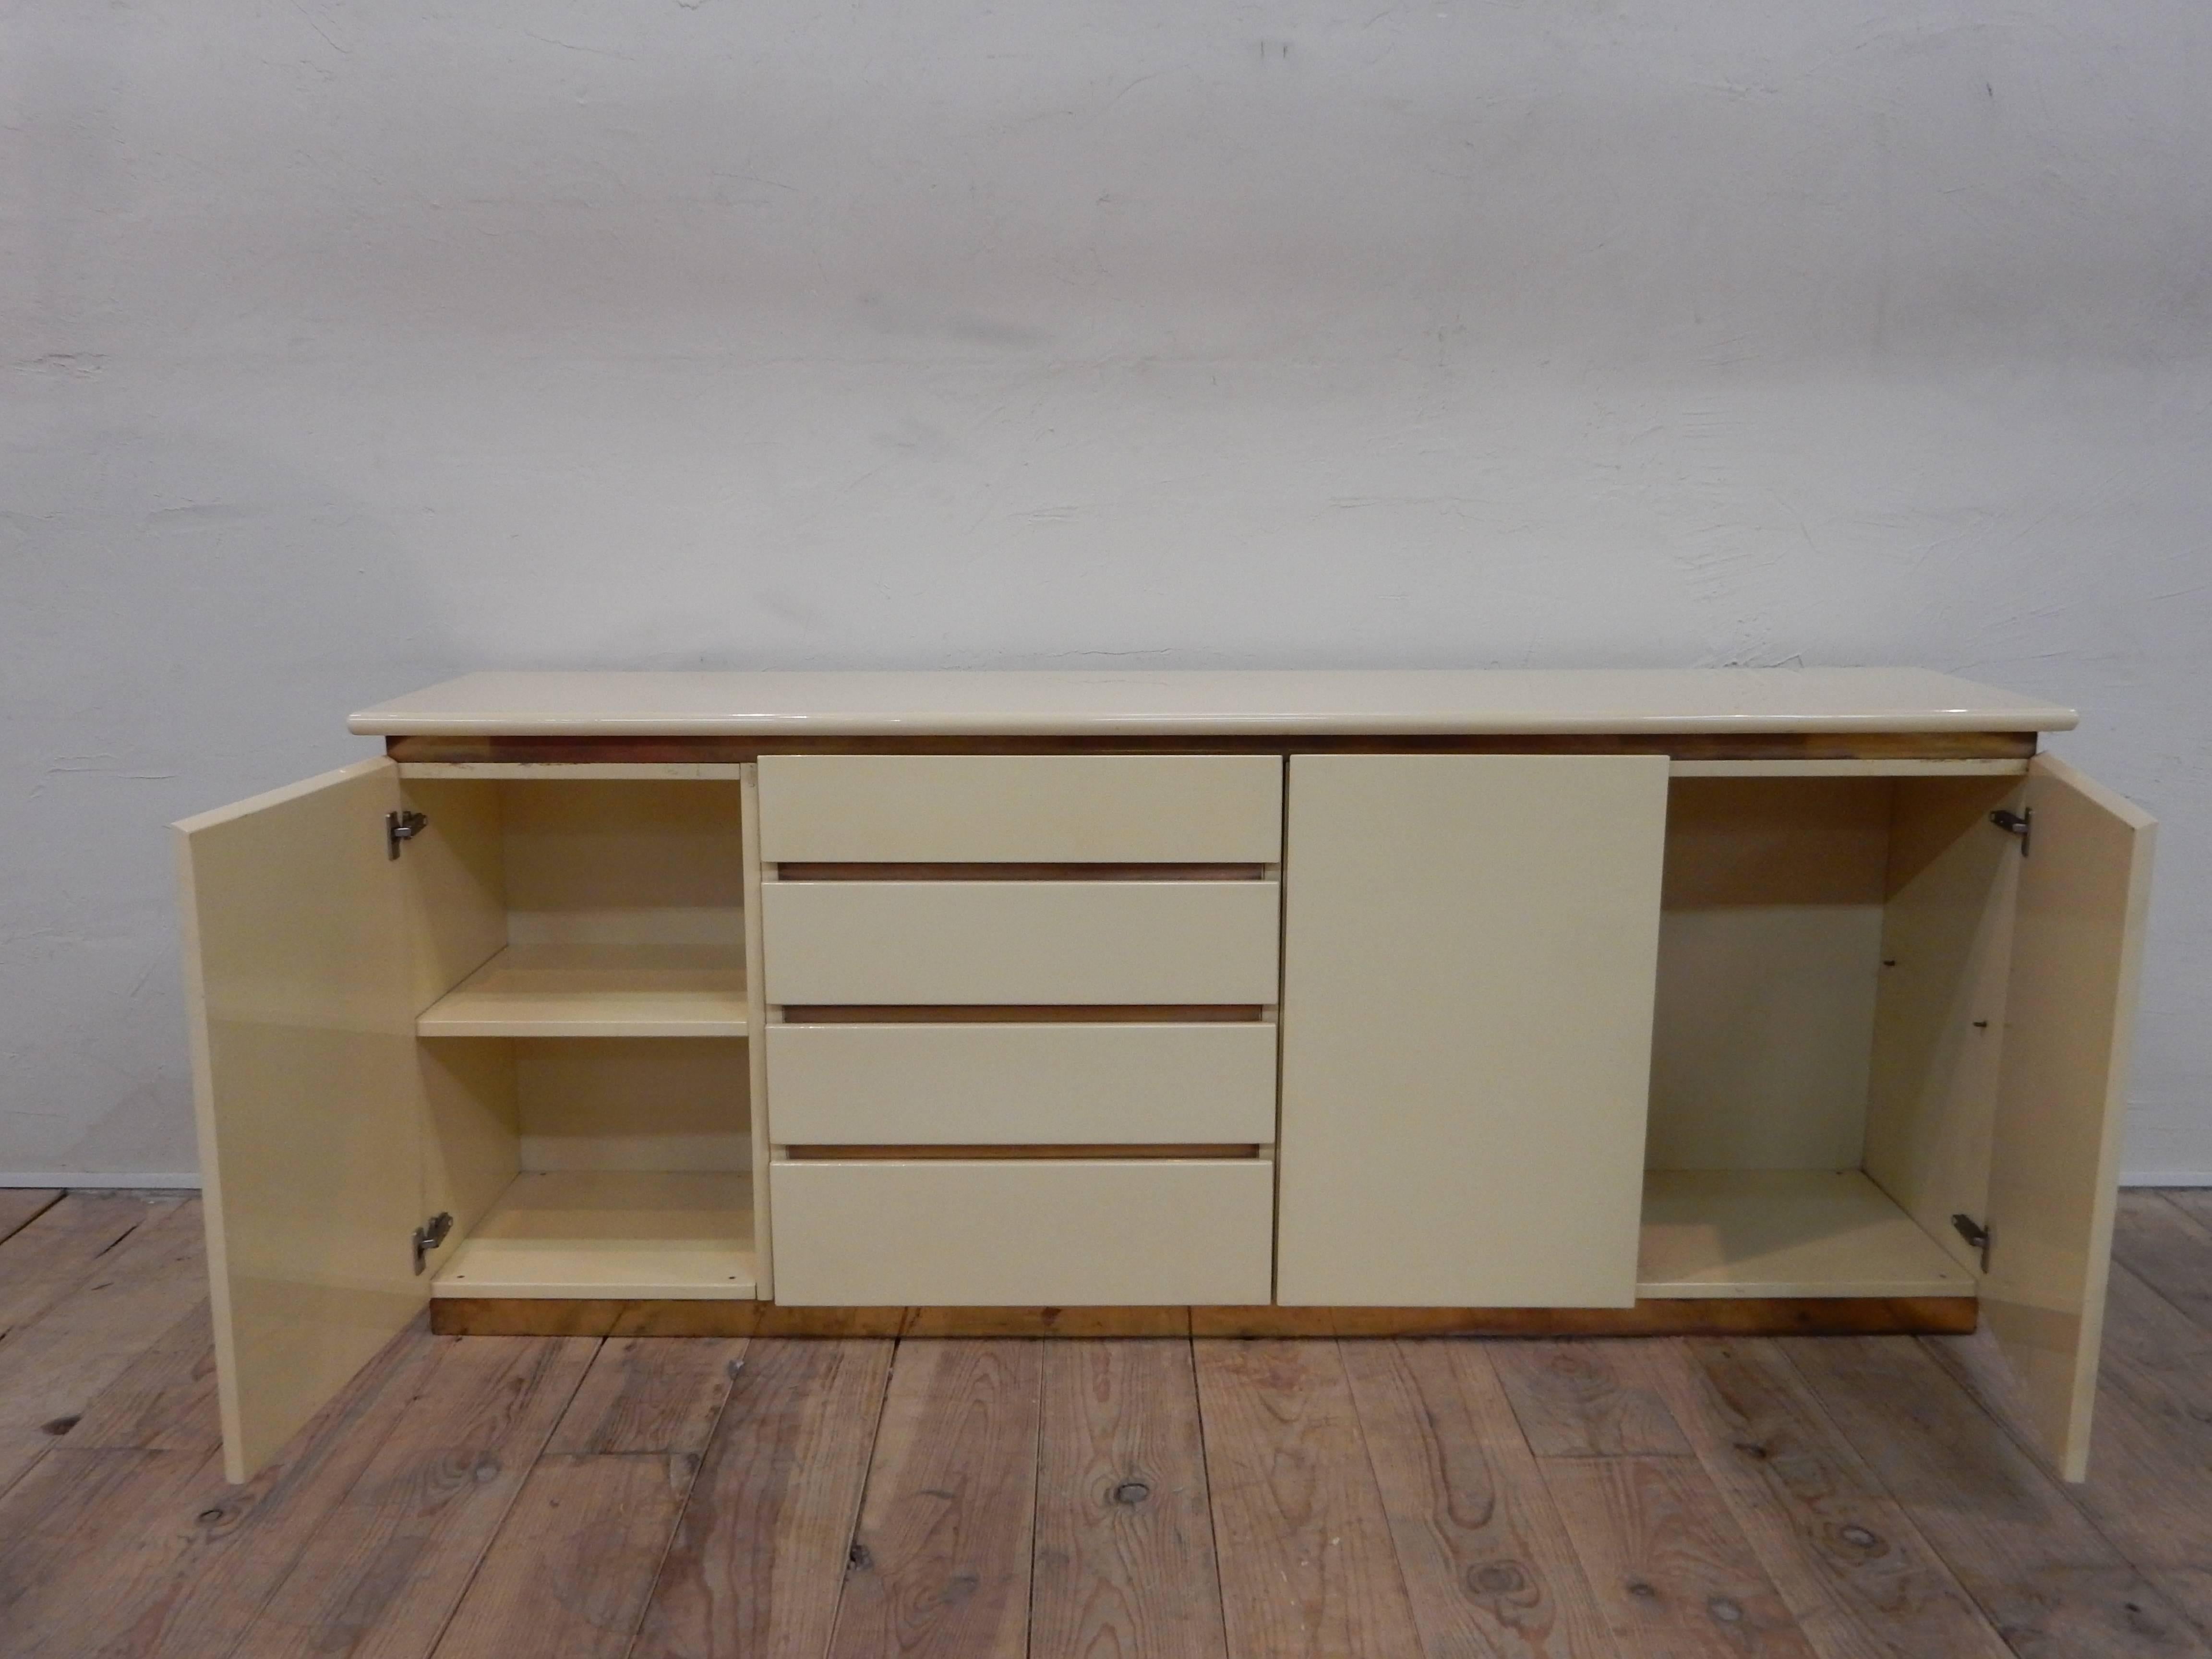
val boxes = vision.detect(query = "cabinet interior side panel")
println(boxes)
[1867,779,2026,1274]
[501,780,745,947]
[740,763,773,1299]
[418,1036,521,1271]
[399,778,508,1007]
[1864,777,2026,1276]
[515,1037,750,1173]
[1646,779,1892,1171]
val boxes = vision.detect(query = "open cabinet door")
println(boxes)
[1985,754,2157,1481]
[176,757,428,1482]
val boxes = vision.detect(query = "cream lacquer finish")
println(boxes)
[1984,755,2156,1481]
[512,1038,750,1173]
[740,763,775,1299]
[1646,778,1891,1171]
[418,1038,520,1275]
[430,1170,756,1299]
[415,942,747,1036]
[1276,755,1669,1308]
[501,779,745,948]
[766,1022,1279,1144]
[174,758,428,1483]
[350,668,2079,736]
[757,754,1282,862]
[394,777,507,1016]
[399,762,750,780]
[759,880,1281,1005]
[768,1158,1275,1305]
[1667,758,2030,778]
[1863,777,2024,1274]
[399,778,518,1274]
[181,669,2157,1490]
[1636,1170,1973,1298]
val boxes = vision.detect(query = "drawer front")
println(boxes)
[766,1022,1279,1144]
[769,1159,1275,1304]
[760,881,1282,1005]
[758,755,1283,863]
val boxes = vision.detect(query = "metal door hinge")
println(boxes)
[1951,1213,1992,1274]
[386,809,429,860]
[412,1211,454,1274]
[1989,807,2031,856]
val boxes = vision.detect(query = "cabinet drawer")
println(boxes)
[769,1158,1275,1304]
[760,881,1282,1005]
[758,755,1283,863]
[766,1022,1279,1144]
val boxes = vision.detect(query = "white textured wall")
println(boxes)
[4,0,2208,1182]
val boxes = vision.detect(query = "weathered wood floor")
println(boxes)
[2,1189,2211,1657]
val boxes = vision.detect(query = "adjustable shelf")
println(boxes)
[416,943,748,1038]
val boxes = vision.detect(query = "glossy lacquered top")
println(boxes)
[348,669,2077,738]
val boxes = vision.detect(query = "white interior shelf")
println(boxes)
[1637,1168,1975,1299]
[416,943,748,1038]
[431,1170,758,1299]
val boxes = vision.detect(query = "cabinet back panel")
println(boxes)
[1647,779,1891,1170]
[501,780,744,947]
[513,1037,749,1173]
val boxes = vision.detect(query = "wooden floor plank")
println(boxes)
[228,1334,598,1659]
[0,1444,210,1644]
[2071,1268,2212,1641]
[2161,1189,2212,1238]
[826,1339,1043,1659]
[1786,1333,2212,1657]
[1490,1340,1694,1458]
[632,1337,895,1659]
[1657,1336,2012,1659]
[1194,1337,1424,1659]
[1540,1453,1820,1657]
[2112,1192,2212,1334]
[0,1190,186,1341]
[537,1336,748,1459]
[1341,1337,1609,1658]
[1031,1339,1227,1659]
[0,1322,440,1658]
[432,1339,746,1659]
[1929,1266,2212,1643]
[12,1192,2212,1658]
[0,1188,62,1248]
[62,1296,221,1455]
[0,1197,209,1496]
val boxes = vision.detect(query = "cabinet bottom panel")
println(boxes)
[429,1170,758,1300]
[430,1296,1979,1337]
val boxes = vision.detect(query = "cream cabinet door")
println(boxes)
[1985,755,2157,1481]
[1276,755,1670,1307]
[175,758,429,1482]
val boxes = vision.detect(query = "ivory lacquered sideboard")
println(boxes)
[174,669,2153,1482]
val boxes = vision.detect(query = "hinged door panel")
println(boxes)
[1277,754,1669,1307]
[175,757,428,1481]
[1985,754,2157,1481]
